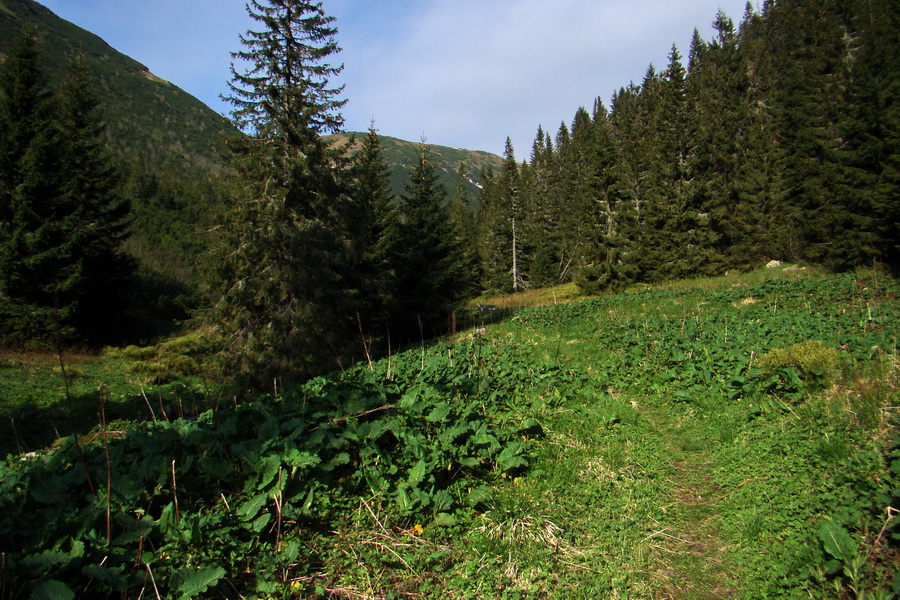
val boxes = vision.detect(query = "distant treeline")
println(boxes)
[470,0,899,294]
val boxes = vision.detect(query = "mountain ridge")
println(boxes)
[0,0,237,174]
[0,0,502,194]
[329,131,503,199]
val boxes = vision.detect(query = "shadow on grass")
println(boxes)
[0,383,220,458]
[2,390,145,457]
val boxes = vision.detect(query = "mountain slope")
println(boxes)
[0,0,236,173]
[331,132,503,200]
[1,1,503,197]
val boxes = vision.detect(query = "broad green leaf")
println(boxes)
[255,455,281,490]
[407,459,428,487]
[158,502,177,534]
[238,493,268,520]
[29,580,74,600]
[175,566,226,600]
[250,512,271,533]
[465,485,493,506]
[322,452,350,472]
[364,468,389,494]
[400,385,424,409]
[427,403,452,423]
[284,448,320,470]
[433,512,457,527]
[818,521,857,561]
[302,486,315,511]
[21,550,70,571]
[431,489,454,512]
[497,444,527,471]
[397,487,412,511]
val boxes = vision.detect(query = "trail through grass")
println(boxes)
[461,267,900,598]
[2,268,898,599]
[641,405,740,599]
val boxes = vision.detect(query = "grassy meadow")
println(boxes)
[1,266,898,599]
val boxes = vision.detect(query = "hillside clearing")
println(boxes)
[2,268,898,599]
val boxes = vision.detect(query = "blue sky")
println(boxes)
[39,0,752,156]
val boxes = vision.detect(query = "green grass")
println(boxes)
[1,268,898,599]
[0,336,219,457]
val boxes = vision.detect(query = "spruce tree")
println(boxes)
[836,0,900,269]
[391,147,468,341]
[0,31,132,345]
[448,162,482,298]
[478,139,523,292]
[685,14,750,270]
[577,101,637,294]
[57,57,134,342]
[521,126,562,287]
[347,124,397,345]
[211,0,353,383]
[0,28,63,343]
[766,0,849,263]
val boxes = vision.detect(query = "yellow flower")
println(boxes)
[412,523,424,536]
[290,581,302,590]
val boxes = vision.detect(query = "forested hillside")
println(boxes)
[474,0,899,293]
[2,0,897,363]
[328,132,502,200]
[0,0,234,172]
[0,0,239,335]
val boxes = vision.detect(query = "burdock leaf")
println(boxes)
[818,521,857,561]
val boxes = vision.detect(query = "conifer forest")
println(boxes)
[1,0,899,598]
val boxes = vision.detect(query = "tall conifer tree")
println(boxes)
[212,0,353,383]
[0,31,132,345]
[391,148,467,341]
[478,139,523,292]
[57,57,134,342]
[448,162,482,298]
[348,124,397,344]
[0,28,64,343]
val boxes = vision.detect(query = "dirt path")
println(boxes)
[643,409,740,599]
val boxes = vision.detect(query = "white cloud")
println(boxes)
[334,0,750,154]
[39,0,751,155]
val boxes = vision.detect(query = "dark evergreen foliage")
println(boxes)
[448,161,484,299]
[0,30,133,346]
[389,147,471,342]
[478,138,523,292]
[209,0,355,384]
[347,125,398,348]
[476,0,900,291]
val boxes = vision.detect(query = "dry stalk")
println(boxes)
[323,586,392,600]
[478,512,572,557]
[307,405,397,433]
[144,562,162,600]
[273,467,284,547]
[99,393,112,544]
[8,417,25,454]
[171,460,180,525]
[157,385,169,423]
[357,312,374,371]
[869,506,899,560]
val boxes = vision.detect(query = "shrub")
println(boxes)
[756,340,844,402]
